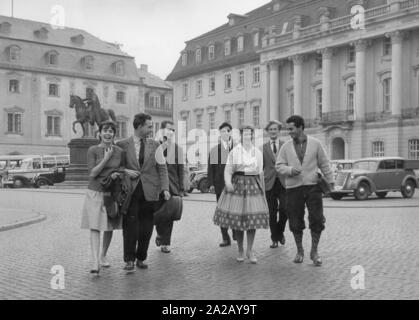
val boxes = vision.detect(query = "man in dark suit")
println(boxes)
[154,120,185,254]
[207,122,236,247]
[116,113,170,273]
[263,120,287,248]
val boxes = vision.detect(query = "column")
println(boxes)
[260,63,270,122]
[320,48,333,114]
[292,55,304,116]
[388,31,405,116]
[268,60,281,120]
[354,40,368,120]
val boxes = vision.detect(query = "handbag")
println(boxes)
[153,196,183,225]
[103,193,119,219]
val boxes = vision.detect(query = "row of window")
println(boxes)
[371,139,419,159]
[182,32,261,66]
[5,45,125,75]
[182,34,393,67]
[148,94,172,109]
[182,67,260,99]
[5,112,128,139]
[182,106,260,132]
[7,80,128,103]
[296,77,391,120]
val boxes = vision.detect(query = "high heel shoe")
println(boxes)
[90,268,100,275]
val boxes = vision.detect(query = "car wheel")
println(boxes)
[13,178,24,188]
[198,178,209,193]
[36,178,49,188]
[375,192,387,199]
[330,193,344,200]
[354,182,369,200]
[401,180,415,198]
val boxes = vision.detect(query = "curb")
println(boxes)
[0,213,47,232]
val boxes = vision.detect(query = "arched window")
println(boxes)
[46,50,59,66]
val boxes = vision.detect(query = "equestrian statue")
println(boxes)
[69,93,116,138]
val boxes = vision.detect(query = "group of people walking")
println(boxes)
[80,112,334,275]
[81,114,185,275]
[209,115,334,266]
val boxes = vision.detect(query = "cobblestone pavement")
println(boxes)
[0,189,418,300]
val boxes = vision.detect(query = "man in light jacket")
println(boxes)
[275,115,334,266]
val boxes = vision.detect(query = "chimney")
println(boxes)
[140,64,148,72]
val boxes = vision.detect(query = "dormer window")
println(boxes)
[34,27,49,39]
[113,60,125,76]
[46,50,59,66]
[208,45,215,60]
[237,35,244,52]
[8,46,21,62]
[182,52,187,66]
[71,34,85,45]
[82,56,94,71]
[224,39,231,56]
[0,22,11,33]
[196,48,201,64]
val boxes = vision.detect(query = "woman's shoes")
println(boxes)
[161,245,171,253]
[246,252,257,264]
[100,257,110,268]
[236,255,245,262]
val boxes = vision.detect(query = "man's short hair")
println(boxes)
[265,120,282,131]
[286,115,305,130]
[219,122,232,131]
[161,120,174,129]
[133,113,152,130]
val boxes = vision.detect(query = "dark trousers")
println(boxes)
[123,181,158,262]
[265,178,288,242]
[286,185,325,234]
[216,192,236,242]
[156,219,174,246]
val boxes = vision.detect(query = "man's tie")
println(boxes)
[139,138,145,168]
[272,141,277,154]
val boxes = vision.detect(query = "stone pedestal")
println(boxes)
[55,138,99,188]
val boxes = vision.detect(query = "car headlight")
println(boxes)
[350,174,355,180]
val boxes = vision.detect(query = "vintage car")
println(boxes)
[3,155,69,188]
[188,170,209,193]
[330,157,419,200]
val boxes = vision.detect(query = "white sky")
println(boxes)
[0,0,269,79]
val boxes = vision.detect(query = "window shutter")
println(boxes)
[161,95,165,107]
[145,92,149,108]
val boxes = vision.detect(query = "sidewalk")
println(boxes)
[0,207,47,232]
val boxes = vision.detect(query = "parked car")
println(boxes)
[188,170,209,193]
[3,155,69,188]
[330,157,419,200]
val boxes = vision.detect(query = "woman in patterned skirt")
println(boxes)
[80,120,124,275]
[213,124,269,263]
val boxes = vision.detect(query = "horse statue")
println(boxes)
[69,93,116,138]
[86,93,116,126]
[69,94,94,137]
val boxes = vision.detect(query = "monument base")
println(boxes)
[55,138,99,188]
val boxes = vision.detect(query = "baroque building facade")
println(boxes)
[167,0,419,161]
[138,64,173,137]
[0,15,142,155]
